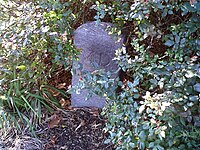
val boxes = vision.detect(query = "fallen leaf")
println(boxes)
[50,136,58,145]
[59,98,70,108]
[56,83,66,89]
[46,87,60,97]
[48,114,62,128]
[90,109,100,117]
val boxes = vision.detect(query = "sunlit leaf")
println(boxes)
[165,40,174,46]
[139,105,145,114]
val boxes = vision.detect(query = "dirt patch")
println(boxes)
[39,108,114,150]
[1,108,114,150]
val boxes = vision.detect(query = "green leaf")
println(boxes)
[139,105,145,114]
[180,38,186,44]
[162,8,168,17]
[139,131,146,141]
[180,117,186,126]
[153,147,157,150]
[175,35,180,43]
[21,95,37,115]
[184,2,196,12]
[160,131,165,138]
[142,122,150,130]
[168,140,174,147]
[134,94,140,99]
[194,2,200,11]
[156,145,164,150]
[157,3,164,9]
[16,65,27,71]
[41,26,50,33]
[165,40,174,46]
[58,44,62,51]
[139,141,145,150]
[104,139,111,144]
[189,96,198,102]
[129,142,136,148]
[155,129,160,134]
[150,79,157,84]
[185,70,194,78]
[194,83,200,92]
[149,142,154,148]
[168,10,173,14]
[134,102,138,108]
[132,77,140,87]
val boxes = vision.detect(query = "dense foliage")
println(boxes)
[99,1,200,149]
[0,0,78,133]
[0,0,199,149]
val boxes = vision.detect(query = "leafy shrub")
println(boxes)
[98,0,200,149]
[0,0,80,132]
[73,0,200,149]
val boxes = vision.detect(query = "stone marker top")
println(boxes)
[74,21,123,72]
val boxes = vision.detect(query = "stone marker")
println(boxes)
[71,21,124,108]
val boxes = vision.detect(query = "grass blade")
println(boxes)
[20,95,37,116]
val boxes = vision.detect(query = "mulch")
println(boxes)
[1,107,114,150]
[38,108,114,150]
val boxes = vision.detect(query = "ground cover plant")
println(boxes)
[96,0,200,149]
[0,0,74,134]
[0,0,200,150]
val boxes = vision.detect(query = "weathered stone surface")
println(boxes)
[71,21,124,108]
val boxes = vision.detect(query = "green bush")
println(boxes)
[98,0,200,149]
[0,0,80,132]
